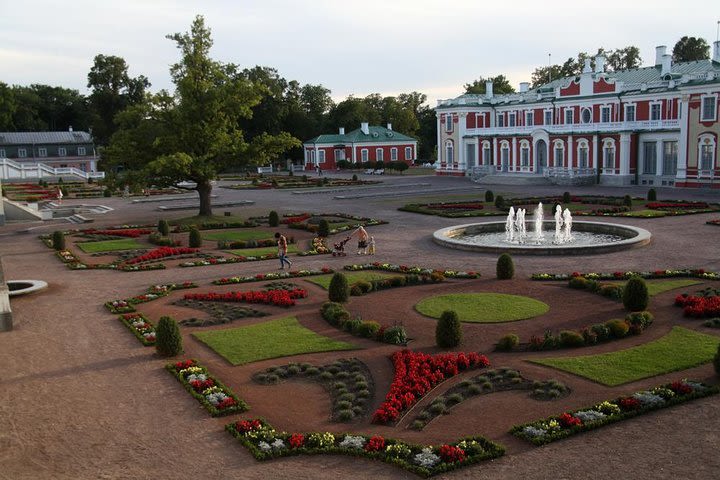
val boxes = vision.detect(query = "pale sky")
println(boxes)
[1,0,718,106]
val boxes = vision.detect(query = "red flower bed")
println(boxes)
[364,435,385,452]
[438,444,466,463]
[647,202,709,210]
[289,433,305,449]
[124,247,199,265]
[372,350,489,424]
[618,397,641,410]
[84,228,153,238]
[282,213,312,224]
[183,288,307,307]
[235,419,263,433]
[669,380,693,395]
[674,294,720,318]
[558,412,582,428]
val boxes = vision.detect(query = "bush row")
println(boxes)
[320,302,407,345]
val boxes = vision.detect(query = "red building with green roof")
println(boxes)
[303,122,417,170]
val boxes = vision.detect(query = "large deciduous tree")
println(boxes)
[672,36,710,62]
[464,75,515,95]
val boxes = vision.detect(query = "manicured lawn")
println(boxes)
[415,293,549,323]
[227,245,300,257]
[604,279,702,296]
[76,238,144,253]
[306,271,400,289]
[202,229,275,242]
[192,316,356,365]
[171,214,248,225]
[532,326,720,386]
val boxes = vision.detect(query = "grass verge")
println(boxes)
[306,271,400,289]
[415,293,549,323]
[77,238,144,253]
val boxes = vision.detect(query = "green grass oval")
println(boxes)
[415,293,549,323]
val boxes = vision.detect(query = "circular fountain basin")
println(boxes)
[8,280,48,296]
[433,221,651,255]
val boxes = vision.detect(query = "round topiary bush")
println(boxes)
[623,194,633,207]
[352,174,358,181]
[485,190,494,202]
[155,316,183,357]
[496,333,519,351]
[623,276,649,311]
[52,230,65,250]
[559,330,585,347]
[436,310,462,348]
[188,226,202,248]
[605,319,630,338]
[318,219,330,237]
[494,195,505,209]
[328,272,350,303]
[496,253,514,280]
[562,191,571,203]
[158,219,170,236]
[647,188,657,201]
[268,210,279,227]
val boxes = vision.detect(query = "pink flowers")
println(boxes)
[372,350,489,424]
[124,247,199,265]
[183,288,307,307]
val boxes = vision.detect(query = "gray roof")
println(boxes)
[0,131,94,145]
[305,125,416,145]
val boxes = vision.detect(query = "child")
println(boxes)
[368,236,376,255]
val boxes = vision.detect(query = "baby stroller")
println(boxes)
[332,237,351,256]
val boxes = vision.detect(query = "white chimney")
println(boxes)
[582,58,592,73]
[713,41,720,63]
[661,54,672,76]
[595,55,605,73]
[655,45,667,66]
[360,122,369,135]
[68,126,73,132]
[339,127,345,135]
[387,123,392,131]
[519,82,529,93]
[485,81,493,99]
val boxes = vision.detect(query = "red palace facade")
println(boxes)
[436,42,720,188]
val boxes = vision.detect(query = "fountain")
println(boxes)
[433,203,652,255]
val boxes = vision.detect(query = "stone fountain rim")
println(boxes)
[8,280,48,297]
[432,220,652,255]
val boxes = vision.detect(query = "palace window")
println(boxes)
[577,141,589,168]
[0,149,5,157]
[390,148,398,161]
[78,147,86,156]
[581,108,592,124]
[310,150,316,163]
[554,143,564,167]
[445,114,453,132]
[18,148,27,158]
[58,147,67,156]
[601,106,611,123]
[318,150,326,163]
[625,104,636,122]
[603,141,615,169]
[701,96,717,122]
[500,144,510,165]
[662,141,677,176]
[564,109,574,125]
[699,136,716,171]
[334,149,345,161]
[497,114,505,128]
[38,147,47,157]
[361,149,368,162]
[508,112,516,127]
[525,111,533,126]
[445,141,454,163]
[642,142,657,174]
[650,103,661,121]
[482,142,491,165]
[544,110,552,126]
[405,147,412,160]
[520,142,530,167]
[376,148,384,162]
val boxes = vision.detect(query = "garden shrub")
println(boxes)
[430,271,446,283]
[354,280,373,294]
[356,321,380,338]
[188,226,202,248]
[344,317,362,333]
[542,331,558,349]
[318,219,330,237]
[436,310,462,348]
[647,188,657,201]
[581,327,598,345]
[585,279,600,293]
[268,210,279,227]
[149,233,176,247]
[568,276,588,289]
[591,323,611,342]
[103,189,112,197]
[599,284,623,299]
[328,272,350,303]
[605,320,630,338]
[562,191,571,203]
[494,195,505,209]
[497,333,519,351]
[496,253,514,280]
[320,302,350,326]
[155,316,183,357]
[623,194,633,207]
[382,325,407,345]
[623,276,649,311]
[485,190,494,202]
[559,330,585,348]
[350,285,364,296]
[52,230,65,250]
[158,219,170,236]
[715,344,720,376]
[625,311,654,331]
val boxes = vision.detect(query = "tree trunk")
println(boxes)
[197,180,213,217]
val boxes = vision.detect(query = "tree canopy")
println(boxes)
[672,36,710,62]
[464,75,515,95]
[530,46,643,88]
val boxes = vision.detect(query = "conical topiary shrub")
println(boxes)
[328,272,350,303]
[714,344,720,376]
[155,316,183,357]
[623,194,633,207]
[485,190,494,202]
[622,276,649,311]
[562,191,571,203]
[188,226,202,248]
[496,253,514,280]
[52,230,65,250]
[318,219,330,237]
[268,210,279,227]
[436,310,462,348]
[647,188,657,201]
[494,195,505,209]
[158,219,170,236]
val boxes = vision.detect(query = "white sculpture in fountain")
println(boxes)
[533,202,544,243]
[562,208,573,243]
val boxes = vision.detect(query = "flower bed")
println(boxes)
[105,299,136,314]
[511,380,719,446]
[226,418,504,477]
[532,268,719,281]
[119,313,156,345]
[81,228,153,238]
[345,262,480,279]
[166,359,249,416]
[647,201,709,210]
[212,267,333,285]
[183,288,307,307]
[372,350,490,425]
[123,246,199,265]
[128,281,198,304]
[675,293,720,318]
[707,219,720,226]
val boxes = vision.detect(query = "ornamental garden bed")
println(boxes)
[221,175,380,190]
[531,268,720,282]
[212,267,334,285]
[415,293,549,323]
[118,313,156,345]
[675,287,720,318]
[166,359,248,416]
[226,418,504,478]
[253,358,374,422]
[175,300,269,327]
[567,276,702,301]
[511,379,719,446]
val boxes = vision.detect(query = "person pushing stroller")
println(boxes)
[332,236,352,256]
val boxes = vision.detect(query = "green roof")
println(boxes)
[305,126,416,145]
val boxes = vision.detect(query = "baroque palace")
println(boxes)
[435,42,720,188]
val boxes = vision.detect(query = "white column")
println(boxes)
[676,96,689,179]
[458,112,467,171]
[656,141,663,178]
[492,138,498,169]
[567,136,574,169]
[592,134,599,170]
[436,112,442,165]
[511,138,517,171]
[620,133,631,175]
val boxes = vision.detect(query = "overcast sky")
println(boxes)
[1,0,718,106]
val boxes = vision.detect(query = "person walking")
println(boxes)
[367,236,376,255]
[355,226,369,255]
[275,232,293,269]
